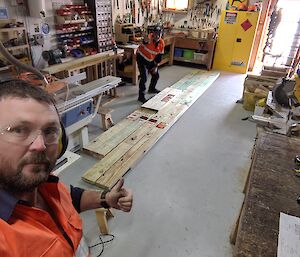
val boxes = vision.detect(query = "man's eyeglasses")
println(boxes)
[0,125,61,146]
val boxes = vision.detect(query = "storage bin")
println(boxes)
[194,51,208,62]
[174,48,183,57]
[183,49,194,60]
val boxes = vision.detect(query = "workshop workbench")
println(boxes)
[42,49,124,82]
[232,131,300,257]
[117,35,175,85]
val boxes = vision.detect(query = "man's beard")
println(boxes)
[0,152,55,194]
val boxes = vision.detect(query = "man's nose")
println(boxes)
[29,134,47,151]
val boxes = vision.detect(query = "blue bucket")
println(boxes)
[174,48,183,57]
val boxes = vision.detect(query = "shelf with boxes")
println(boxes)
[171,28,216,70]
[173,37,216,70]
[0,19,31,72]
[55,4,97,57]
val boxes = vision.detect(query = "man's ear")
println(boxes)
[57,121,68,158]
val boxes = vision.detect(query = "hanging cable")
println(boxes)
[89,234,115,257]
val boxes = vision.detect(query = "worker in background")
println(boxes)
[0,80,133,257]
[136,25,165,103]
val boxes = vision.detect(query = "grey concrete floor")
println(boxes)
[59,65,257,257]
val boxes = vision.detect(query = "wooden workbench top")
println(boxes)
[117,35,175,48]
[42,49,124,75]
[234,131,300,256]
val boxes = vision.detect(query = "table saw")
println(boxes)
[53,75,121,152]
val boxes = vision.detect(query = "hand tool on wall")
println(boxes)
[116,0,119,9]
[210,3,214,18]
[204,3,210,17]
[131,0,136,23]
[141,0,146,15]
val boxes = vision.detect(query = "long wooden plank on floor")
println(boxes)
[84,108,156,158]
[84,87,183,157]
[98,104,189,189]
[175,75,219,106]
[83,102,188,188]
[171,70,214,91]
[93,74,220,188]
[82,115,156,183]
[141,87,183,111]
[84,70,218,158]
[82,100,187,185]
[82,70,220,187]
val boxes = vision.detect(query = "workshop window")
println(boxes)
[166,0,189,10]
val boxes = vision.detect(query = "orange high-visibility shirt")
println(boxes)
[0,176,88,257]
[137,33,165,62]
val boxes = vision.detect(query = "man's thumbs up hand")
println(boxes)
[106,178,133,212]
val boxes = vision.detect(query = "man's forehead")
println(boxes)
[0,96,55,108]
[0,97,59,121]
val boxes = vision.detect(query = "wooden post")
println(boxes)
[113,56,117,76]
[95,208,114,235]
[95,208,109,235]
[98,107,114,131]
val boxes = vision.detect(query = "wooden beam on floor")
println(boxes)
[82,70,220,188]
[82,102,186,186]
[141,87,183,111]
[95,103,187,189]
[83,109,157,158]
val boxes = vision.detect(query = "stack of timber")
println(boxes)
[82,70,220,189]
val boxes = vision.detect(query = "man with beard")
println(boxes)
[0,80,133,257]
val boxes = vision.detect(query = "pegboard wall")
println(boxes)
[112,0,228,30]
[163,0,227,30]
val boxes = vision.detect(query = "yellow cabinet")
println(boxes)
[213,10,259,73]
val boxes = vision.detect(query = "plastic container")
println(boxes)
[183,49,194,60]
[194,50,208,62]
[174,48,183,57]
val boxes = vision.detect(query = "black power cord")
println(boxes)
[89,234,115,257]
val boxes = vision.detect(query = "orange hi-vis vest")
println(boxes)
[0,176,88,257]
[137,33,165,62]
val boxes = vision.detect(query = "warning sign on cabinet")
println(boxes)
[224,12,237,24]
[241,19,253,31]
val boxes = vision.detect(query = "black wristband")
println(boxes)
[100,189,111,209]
